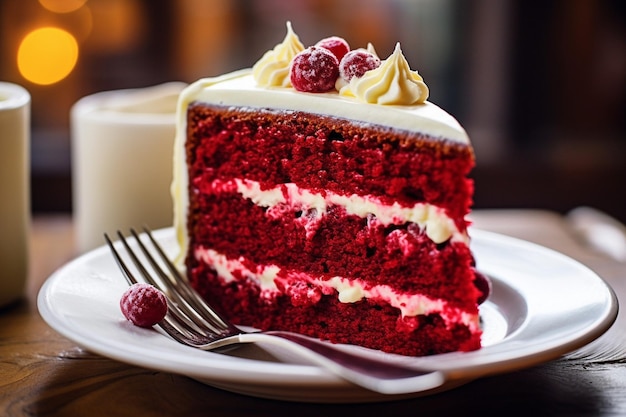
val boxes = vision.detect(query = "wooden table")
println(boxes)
[1,210,625,416]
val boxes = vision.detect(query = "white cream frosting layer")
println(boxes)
[205,178,467,244]
[195,246,480,332]
[339,43,429,105]
[179,70,468,143]
[172,70,471,257]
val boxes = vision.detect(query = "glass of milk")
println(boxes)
[0,82,30,307]
[71,82,186,252]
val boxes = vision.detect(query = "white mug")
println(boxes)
[0,82,30,307]
[71,82,186,252]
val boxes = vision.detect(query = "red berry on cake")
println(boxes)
[120,283,168,328]
[473,271,492,305]
[339,49,381,81]
[290,46,340,93]
[314,36,350,61]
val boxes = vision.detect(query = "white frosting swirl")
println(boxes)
[252,21,304,87]
[340,43,429,105]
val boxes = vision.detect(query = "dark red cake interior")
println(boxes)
[184,103,480,356]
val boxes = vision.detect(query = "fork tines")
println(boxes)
[105,228,239,343]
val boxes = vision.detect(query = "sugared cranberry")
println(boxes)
[120,283,168,327]
[314,36,350,61]
[339,49,381,81]
[473,271,492,305]
[290,46,339,93]
[396,315,420,332]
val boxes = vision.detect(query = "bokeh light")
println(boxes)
[17,27,79,85]
[38,0,87,14]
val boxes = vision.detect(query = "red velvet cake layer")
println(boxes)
[191,261,480,356]
[186,104,475,231]
[184,104,480,356]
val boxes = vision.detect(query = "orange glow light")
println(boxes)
[17,27,79,85]
[38,0,87,14]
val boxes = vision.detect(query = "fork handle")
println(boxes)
[237,331,446,395]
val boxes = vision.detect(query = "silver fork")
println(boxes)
[104,227,444,395]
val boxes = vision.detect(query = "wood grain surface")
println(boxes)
[1,212,624,416]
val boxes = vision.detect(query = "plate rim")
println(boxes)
[36,227,619,400]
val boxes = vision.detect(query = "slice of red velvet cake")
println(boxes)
[172,23,484,356]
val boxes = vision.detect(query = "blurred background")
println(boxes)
[1,0,625,221]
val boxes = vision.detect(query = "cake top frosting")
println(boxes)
[177,22,468,144]
[252,22,429,106]
[179,71,467,143]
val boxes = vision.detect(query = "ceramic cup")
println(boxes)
[0,82,30,307]
[71,82,186,252]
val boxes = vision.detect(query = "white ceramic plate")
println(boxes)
[37,228,618,403]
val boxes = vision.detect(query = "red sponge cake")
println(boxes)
[172,23,484,356]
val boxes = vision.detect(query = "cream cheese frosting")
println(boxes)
[194,246,480,331]
[177,71,468,143]
[339,42,429,105]
[205,178,467,244]
[252,21,304,87]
